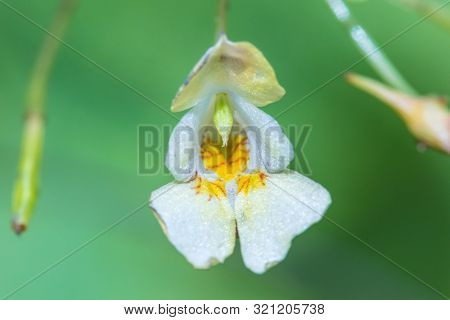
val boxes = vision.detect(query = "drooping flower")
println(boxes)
[347,73,450,154]
[149,35,331,274]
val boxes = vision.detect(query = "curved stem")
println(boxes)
[326,0,417,95]
[12,0,79,234]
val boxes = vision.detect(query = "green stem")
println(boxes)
[215,0,229,40]
[12,0,79,234]
[326,0,417,95]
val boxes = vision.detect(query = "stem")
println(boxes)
[326,0,417,95]
[11,0,79,234]
[215,0,229,40]
[393,0,450,33]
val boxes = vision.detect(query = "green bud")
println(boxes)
[11,113,44,234]
[213,93,233,146]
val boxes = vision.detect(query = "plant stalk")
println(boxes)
[11,0,79,234]
[215,0,229,40]
[326,0,417,95]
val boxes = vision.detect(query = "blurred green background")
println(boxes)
[0,0,449,299]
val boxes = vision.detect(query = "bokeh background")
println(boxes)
[0,0,449,299]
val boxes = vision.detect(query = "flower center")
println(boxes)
[195,108,267,200]
[196,134,266,199]
[201,134,249,181]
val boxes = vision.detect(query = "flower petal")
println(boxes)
[150,180,236,269]
[235,170,331,274]
[166,100,212,181]
[171,35,285,112]
[232,95,294,173]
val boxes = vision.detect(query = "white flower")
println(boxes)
[149,35,331,274]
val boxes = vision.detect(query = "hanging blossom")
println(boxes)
[149,35,331,274]
[347,73,450,154]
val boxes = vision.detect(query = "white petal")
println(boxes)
[150,180,236,269]
[165,100,212,181]
[232,95,294,173]
[235,170,331,274]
